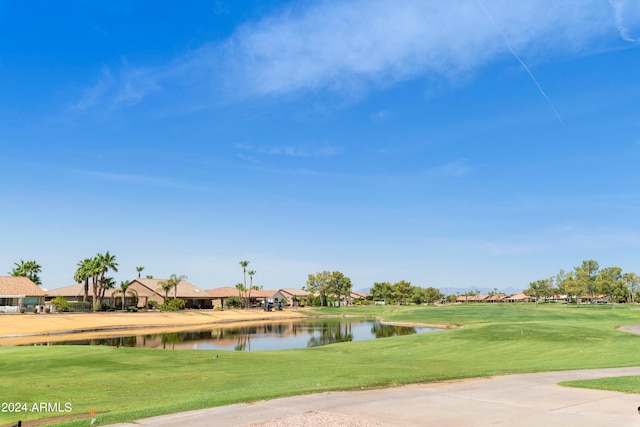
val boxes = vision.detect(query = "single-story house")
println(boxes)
[47,278,213,309]
[206,287,278,308]
[0,276,46,312]
[505,293,534,303]
[272,288,310,306]
[207,286,243,307]
[130,278,213,309]
[456,294,488,303]
[350,291,370,303]
[486,293,507,303]
[248,289,277,307]
[46,283,118,304]
[549,294,570,303]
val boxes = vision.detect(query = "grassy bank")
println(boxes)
[2,303,639,426]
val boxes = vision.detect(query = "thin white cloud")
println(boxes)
[610,0,640,42]
[71,0,634,110]
[235,142,339,157]
[220,0,616,98]
[67,168,215,193]
[425,159,471,177]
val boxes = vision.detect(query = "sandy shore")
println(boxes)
[0,309,309,346]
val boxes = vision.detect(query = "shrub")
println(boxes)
[51,296,71,312]
[148,301,158,310]
[308,295,323,307]
[161,299,185,311]
[214,304,223,311]
[32,307,38,313]
[20,307,26,313]
[225,296,242,309]
[69,301,92,312]
[45,307,51,313]
[126,306,138,312]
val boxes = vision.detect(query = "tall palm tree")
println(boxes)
[74,258,93,302]
[247,270,256,309]
[239,261,249,307]
[96,252,118,309]
[136,266,144,278]
[88,256,101,309]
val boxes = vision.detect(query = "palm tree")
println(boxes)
[159,280,173,302]
[239,260,249,289]
[74,258,94,303]
[10,259,42,285]
[247,270,256,309]
[100,277,116,306]
[136,266,144,278]
[159,274,187,302]
[235,282,246,308]
[114,281,137,310]
[95,252,118,309]
[88,256,101,309]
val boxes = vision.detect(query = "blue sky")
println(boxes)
[2,0,640,293]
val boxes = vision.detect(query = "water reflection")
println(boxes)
[26,319,442,351]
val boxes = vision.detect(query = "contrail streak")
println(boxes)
[477,0,564,125]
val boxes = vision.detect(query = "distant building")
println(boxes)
[0,276,46,312]
[273,288,310,306]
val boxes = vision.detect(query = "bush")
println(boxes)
[126,306,138,312]
[225,296,243,309]
[51,296,71,312]
[308,295,323,307]
[20,307,26,313]
[148,301,158,310]
[45,307,51,313]
[69,301,92,312]
[214,304,223,311]
[161,298,185,311]
[32,307,38,313]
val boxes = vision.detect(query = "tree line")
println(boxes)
[370,280,443,305]
[525,259,640,307]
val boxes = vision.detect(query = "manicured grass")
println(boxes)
[560,376,640,393]
[2,303,640,426]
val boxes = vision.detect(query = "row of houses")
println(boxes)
[455,293,535,303]
[7,276,590,312]
[0,276,315,312]
[453,293,612,303]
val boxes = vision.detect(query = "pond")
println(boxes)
[27,319,443,351]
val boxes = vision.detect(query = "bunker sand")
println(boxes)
[0,310,308,346]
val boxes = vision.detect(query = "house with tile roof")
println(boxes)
[46,282,118,303]
[505,293,534,302]
[207,286,243,308]
[206,287,278,308]
[129,278,213,309]
[0,276,46,312]
[273,288,310,307]
[46,278,213,309]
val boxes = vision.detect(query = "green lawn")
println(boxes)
[560,376,640,393]
[2,303,640,426]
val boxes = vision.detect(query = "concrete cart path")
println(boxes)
[107,366,640,426]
